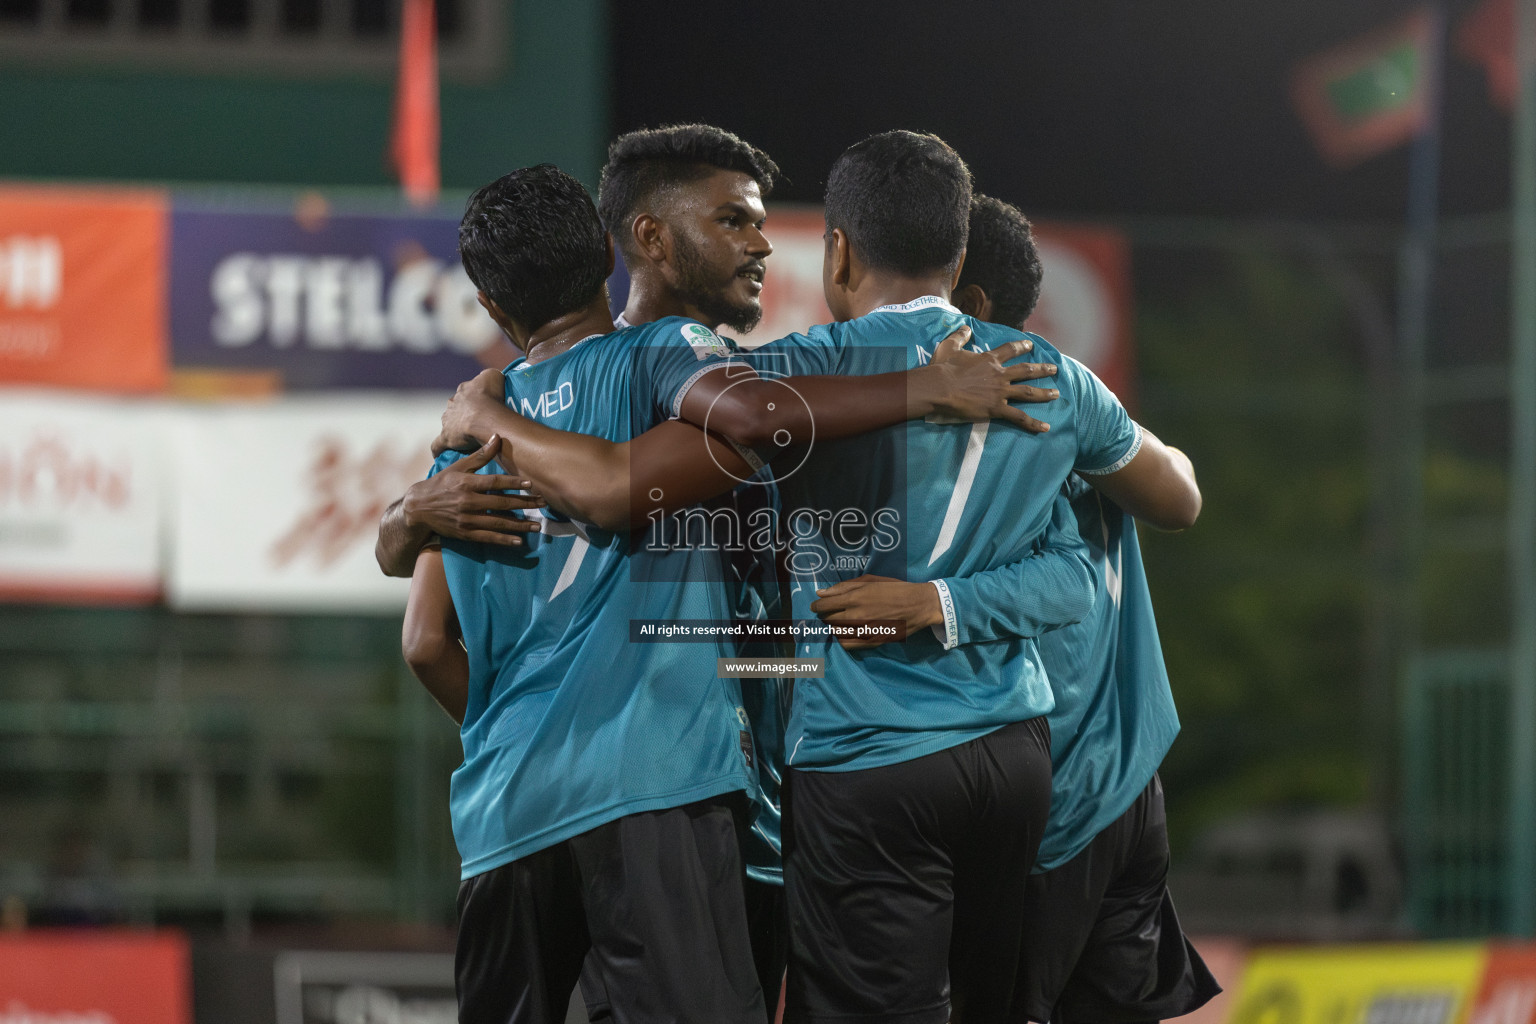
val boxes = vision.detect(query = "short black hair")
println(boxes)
[598,124,780,258]
[823,130,972,277]
[958,194,1044,330]
[458,164,608,332]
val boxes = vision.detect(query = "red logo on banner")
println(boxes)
[1029,223,1135,407]
[0,187,169,394]
[0,931,190,1024]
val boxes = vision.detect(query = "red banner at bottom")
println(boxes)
[0,931,190,1024]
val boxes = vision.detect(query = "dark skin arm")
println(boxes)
[434,327,1059,531]
[1081,429,1201,532]
[374,437,548,578]
[400,547,469,725]
[674,329,1057,449]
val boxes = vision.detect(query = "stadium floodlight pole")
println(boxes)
[1507,0,1536,940]
[1395,3,1443,869]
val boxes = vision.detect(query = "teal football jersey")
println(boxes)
[751,296,1140,772]
[1032,479,1180,871]
[435,317,756,879]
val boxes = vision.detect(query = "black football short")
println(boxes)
[455,796,765,1024]
[1011,775,1221,1024]
[783,717,1053,1024]
[580,874,787,1024]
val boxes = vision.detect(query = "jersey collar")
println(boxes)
[869,295,961,317]
[505,332,604,372]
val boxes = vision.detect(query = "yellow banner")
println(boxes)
[1232,945,1489,1024]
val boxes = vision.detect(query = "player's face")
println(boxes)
[663,170,773,332]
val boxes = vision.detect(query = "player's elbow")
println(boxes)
[1152,483,1202,533]
[401,618,453,679]
[376,537,412,578]
[1062,554,1098,627]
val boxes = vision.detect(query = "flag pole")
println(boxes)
[1506,0,1536,939]
[1394,2,1443,744]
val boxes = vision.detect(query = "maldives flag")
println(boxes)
[1457,0,1518,111]
[390,0,439,205]
[1292,8,1438,168]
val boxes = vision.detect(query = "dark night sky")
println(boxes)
[612,0,1515,222]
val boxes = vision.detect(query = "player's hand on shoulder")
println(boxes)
[404,437,546,548]
[437,369,509,454]
[925,327,1059,433]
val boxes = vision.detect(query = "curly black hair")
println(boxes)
[598,124,780,259]
[458,164,608,332]
[957,194,1044,330]
[824,130,972,277]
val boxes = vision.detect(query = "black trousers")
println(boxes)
[1011,775,1221,1024]
[581,875,787,1024]
[784,718,1054,1024]
[456,797,766,1024]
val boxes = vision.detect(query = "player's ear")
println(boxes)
[632,213,667,265]
[954,283,990,321]
[477,291,515,333]
[828,228,852,287]
[604,232,616,277]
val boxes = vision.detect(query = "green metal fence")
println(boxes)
[0,606,460,935]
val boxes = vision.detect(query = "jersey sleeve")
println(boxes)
[745,325,844,380]
[426,449,464,480]
[1053,349,1142,476]
[629,318,744,423]
[929,488,1097,649]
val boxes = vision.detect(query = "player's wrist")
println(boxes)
[400,484,432,530]
[906,364,944,419]
[912,582,944,629]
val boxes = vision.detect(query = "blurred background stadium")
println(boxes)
[2,0,1536,1020]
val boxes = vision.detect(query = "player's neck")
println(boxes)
[622,272,697,328]
[842,273,954,320]
[521,300,615,364]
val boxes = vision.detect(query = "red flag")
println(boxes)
[390,0,439,206]
[1457,0,1517,111]
[1292,9,1437,168]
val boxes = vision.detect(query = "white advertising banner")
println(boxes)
[169,394,446,612]
[0,389,166,602]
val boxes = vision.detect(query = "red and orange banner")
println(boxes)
[0,186,168,393]
[0,931,191,1024]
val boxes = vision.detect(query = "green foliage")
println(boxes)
[1134,248,1375,845]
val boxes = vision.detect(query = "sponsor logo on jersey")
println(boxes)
[682,322,731,360]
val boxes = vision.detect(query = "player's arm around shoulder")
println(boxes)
[401,546,468,726]
[1053,351,1201,532]
[375,438,545,577]
[1085,429,1201,532]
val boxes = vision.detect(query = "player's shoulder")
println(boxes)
[968,317,1031,351]
[623,315,733,358]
